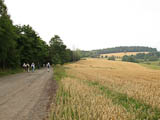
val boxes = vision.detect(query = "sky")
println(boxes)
[5,0,160,51]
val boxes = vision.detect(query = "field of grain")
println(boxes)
[51,58,160,120]
[100,52,148,58]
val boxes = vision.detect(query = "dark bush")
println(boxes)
[108,56,115,61]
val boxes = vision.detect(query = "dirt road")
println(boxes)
[0,68,57,120]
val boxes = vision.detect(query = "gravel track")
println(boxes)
[0,68,57,120]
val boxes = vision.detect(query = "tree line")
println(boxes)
[122,52,160,63]
[81,46,157,58]
[96,46,157,54]
[0,0,80,69]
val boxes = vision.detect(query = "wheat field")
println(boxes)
[100,52,148,58]
[51,58,160,120]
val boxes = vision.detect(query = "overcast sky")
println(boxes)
[5,0,160,50]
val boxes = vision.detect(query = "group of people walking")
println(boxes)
[23,62,35,72]
[22,62,50,72]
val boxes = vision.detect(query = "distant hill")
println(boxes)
[80,46,157,58]
[100,52,149,58]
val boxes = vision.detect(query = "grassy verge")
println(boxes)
[0,68,23,77]
[50,65,70,120]
[53,65,66,82]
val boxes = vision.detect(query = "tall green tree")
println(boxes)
[0,0,79,69]
[15,25,49,65]
[0,0,19,69]
[49,35,76,65]
[49,35,64,64]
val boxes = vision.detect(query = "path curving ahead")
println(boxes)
[0,68,57,120]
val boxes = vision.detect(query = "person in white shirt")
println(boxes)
[47,62,50,72]
[22,63,26,71]
[31,62,35,72]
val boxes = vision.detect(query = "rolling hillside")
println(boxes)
[81,46,157,58]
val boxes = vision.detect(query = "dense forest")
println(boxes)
[0,0,80,69]
[81,46,157,58]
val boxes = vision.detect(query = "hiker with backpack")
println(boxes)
[47,62,50,72]
[31,62,35,72]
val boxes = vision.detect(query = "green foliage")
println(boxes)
[0,68,23,77]
[0,0,7,15]
[0,0,20,69]
[122,52,160,63]
[53,65,66,82]
[49,35,67,65]
[96,46,157,55]
[49,35,80,65]
[135,52,160,61]
[122,55,138,63]
[148,56,159,61]
[0,1,80,70]
[80,46,157,58]
[108,56,115,61]
[15,25,49,65]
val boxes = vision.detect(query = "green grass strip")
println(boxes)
[0,68,23,77]
[86,81,160,120]
[53,65,66,82]
[52,66,80,120]
[139,63,160,70]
